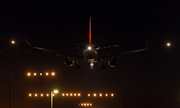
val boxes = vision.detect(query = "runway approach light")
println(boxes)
[41,94,43,97]
[46,72,49,76]
[93,93,96,97]
[34,73,37,76]
[27,72,31,76]
[99,93,102,97]
[167,43,171,46]
[11,40,15,44]
[51,72,55,76]
[29,93,32,97]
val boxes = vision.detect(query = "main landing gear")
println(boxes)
[101,62,106,70]
[75,62,80,69]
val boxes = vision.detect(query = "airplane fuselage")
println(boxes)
[83,44,97,62]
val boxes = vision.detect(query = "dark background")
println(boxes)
[0,1,179,108]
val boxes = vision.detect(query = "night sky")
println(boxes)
[0,1,179,108]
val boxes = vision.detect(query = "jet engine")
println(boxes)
[64,57,74,66]
[108,57,118,67]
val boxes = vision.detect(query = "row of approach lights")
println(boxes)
[29,93,81,97]
[27,72,55,76]
[62,93,114,97]
[79,103,93,107]
[28,93,114,97]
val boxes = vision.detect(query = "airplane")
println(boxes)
[13,17,171,70]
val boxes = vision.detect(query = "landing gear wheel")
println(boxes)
[101,65,106,70]
[75,64,80,69]
[90,67,94,70]
[101,62,106,70]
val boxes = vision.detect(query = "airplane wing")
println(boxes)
[21,39,84,62]
[96,44,119,50]
[98,43,171,62]
[60,44,86,49]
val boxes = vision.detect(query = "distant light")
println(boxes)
[40,73,42,76]
[78,93,81,96]
[51,72,55,76]
[66,93,69,96]
[11,40,15,44]
[46,94,49,97]
[34,73,37,76]
[167,43,171,46]
[105,94,108,97]
[70,93,73,96]
[84,103,86,106]
[29,93,32,97]
[88,93,90,97]
[99,93,102,97]
[90,103,92,106]
[46,72,49,76]
[35,93,38,97]
[40,94,43,97]
[93,93,96,97]
[88,46,92,50]
[27,72,31,76]
[62,93,65,96]
[74,93,77,96]
[87,103,89,106]
[81,103,83,106]
[53,94,55,97]
[111,93,114,97]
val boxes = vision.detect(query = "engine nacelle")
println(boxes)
[108,57,118,67]
[64,57,74,66]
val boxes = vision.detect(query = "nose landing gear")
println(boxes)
[90,62,94,70]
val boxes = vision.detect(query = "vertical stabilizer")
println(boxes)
[89,17,91,44]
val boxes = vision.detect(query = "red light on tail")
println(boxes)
[89,17,91,44]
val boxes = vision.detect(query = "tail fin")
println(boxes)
[89,17,91,44]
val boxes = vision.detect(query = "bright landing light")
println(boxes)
[167,43,171,46]
[88,46,92,50]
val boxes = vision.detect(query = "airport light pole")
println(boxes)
[51,90,58,108]
[9,51,12,108]
[9,41,15,108]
